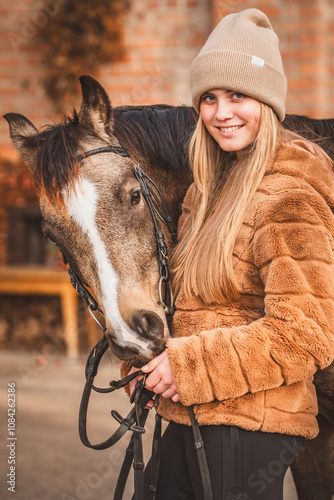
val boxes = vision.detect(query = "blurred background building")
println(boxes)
[0,0,334,355]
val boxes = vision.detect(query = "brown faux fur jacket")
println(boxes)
[157,139,334,439]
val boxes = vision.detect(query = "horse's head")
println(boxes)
[4,76,189,366]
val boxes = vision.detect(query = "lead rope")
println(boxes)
[78,333,156,500]
[149,395,161,500]
[188,407,213,500]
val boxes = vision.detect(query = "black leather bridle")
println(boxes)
[65,144,213,500]
[68,144,175,328]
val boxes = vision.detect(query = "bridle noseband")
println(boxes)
[66,144,212,500]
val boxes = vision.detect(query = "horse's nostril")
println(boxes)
[132,310,164,340]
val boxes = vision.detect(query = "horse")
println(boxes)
[4,75,334,499]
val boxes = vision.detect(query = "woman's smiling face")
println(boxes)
[200,89,262,158]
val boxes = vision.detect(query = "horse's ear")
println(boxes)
[3,113,39,172]
[78,75,113,139]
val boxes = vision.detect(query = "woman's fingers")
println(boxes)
[149,379,174,394]
[161,386,178,399]
[145,357,172,391]
[141,351,168,373]
[129,351,179,403]
[145,400,157,410]
[145,371,169,391]
[142,352,179,402]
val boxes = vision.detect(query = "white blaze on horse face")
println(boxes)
[63,178,149,351]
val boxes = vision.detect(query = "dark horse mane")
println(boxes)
[283,113,334,158]
[20,105,334,203]
[112,104,197,172]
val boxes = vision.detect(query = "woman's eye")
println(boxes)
[131,190,141,205]
[201,94,216,102]
[232,92,244,100]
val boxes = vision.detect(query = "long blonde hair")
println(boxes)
[171,103,285,303]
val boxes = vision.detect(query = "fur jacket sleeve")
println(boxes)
[166,141,334,408]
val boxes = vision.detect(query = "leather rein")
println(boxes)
[65,144,213,500]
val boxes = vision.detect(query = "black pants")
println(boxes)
[143,422,304,500]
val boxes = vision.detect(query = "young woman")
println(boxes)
[128,8,334,499]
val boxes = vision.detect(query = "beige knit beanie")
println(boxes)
[190,8,287,121]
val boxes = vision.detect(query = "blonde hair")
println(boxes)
[171,103,284,303]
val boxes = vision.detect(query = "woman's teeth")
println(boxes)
[220,125,243,132]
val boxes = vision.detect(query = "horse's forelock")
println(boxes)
[34,110,81,205]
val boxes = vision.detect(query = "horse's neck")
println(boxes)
[143,159,192,228]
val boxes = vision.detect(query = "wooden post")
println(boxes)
[0,266,80,357]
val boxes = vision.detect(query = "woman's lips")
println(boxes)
[218,124,244,136]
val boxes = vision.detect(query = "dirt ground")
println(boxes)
[0,351,298,500]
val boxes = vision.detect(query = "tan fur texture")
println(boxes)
[159,140,334,439]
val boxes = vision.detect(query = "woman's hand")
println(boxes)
[142,350,180,403]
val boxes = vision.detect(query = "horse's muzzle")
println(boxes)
[132,310,165,341]
[106,311,167,365]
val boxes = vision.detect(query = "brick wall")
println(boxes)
[100,0,212,109]
[1,0,55,153]
[0,0,212,153]
[1,0,333,154]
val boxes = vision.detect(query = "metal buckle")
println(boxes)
[158,277,174,314]
[88,304,106,331]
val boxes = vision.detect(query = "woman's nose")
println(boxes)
[215,101,234,121]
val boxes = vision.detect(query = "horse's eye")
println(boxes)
[131,190,141,206]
